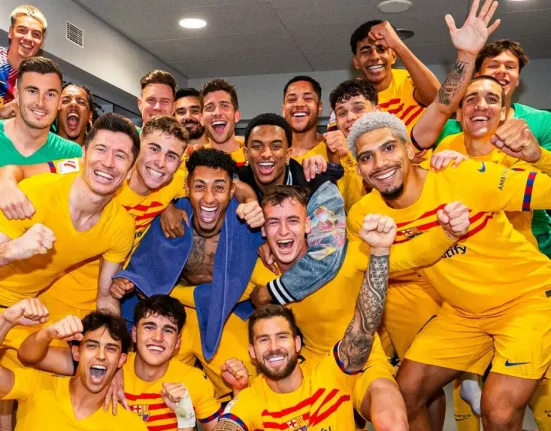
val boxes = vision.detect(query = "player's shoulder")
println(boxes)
[391,68,411,83]
[167,359,209,383]
[45,132,83,157]
[437,158,504,183]
[221,387,262,419]
[20,171,75,193]
[514,102,550,119]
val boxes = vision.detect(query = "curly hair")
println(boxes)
[185,147,237,178]
[244,113,293,148]
[133,295,187,333]
[76,310,131,354]
[330,78,378,110]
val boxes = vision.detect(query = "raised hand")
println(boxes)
[221,358,249,392]
[491,119,541,163]
[323,130,349,159]
[430,150,470,172]
[110,278,135,300]
[358,214,397,251]
[445,0,501,56]
[8,223,55,261]
[2,298,49,326]
[437,201,471,240]
[236,201,265,229]
[367,21,402,51]
[45,315,84,342]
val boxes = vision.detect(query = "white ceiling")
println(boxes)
[73,0,551,79]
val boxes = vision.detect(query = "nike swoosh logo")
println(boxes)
[455,417,471,421]
[478,162,486,172]
[505,359,530,367]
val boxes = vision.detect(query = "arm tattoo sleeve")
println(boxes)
[339,254,389,373]
[437,60,468,106]
[214,419,245,431]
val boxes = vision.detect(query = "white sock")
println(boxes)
[460,376,482,417]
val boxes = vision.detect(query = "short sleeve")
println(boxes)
[2,368,44,402]
[101,211,135,263]
[187,368,222,423]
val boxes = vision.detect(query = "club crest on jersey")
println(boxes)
[131,404,150,421]
[399,226,422,240]
[286,416,308,430]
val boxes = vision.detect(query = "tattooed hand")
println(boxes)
[339,216,394,374]
[445,0,501,56]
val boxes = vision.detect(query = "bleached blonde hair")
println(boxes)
[347,111,408,159]
[10,5,47,32]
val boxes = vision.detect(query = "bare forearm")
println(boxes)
[18,329,53,366]
[436,51,475,110]
[0,165,24,184]
[0,241,16,267]
[234,180,257,203]
[0,315,14,345]
[412,51,476,149]
[339,251,389,373]
[96,293,121,315]
[393,41,440,106]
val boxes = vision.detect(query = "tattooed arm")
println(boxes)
[338,214,395,374]
[411,0,501,149]
[214,419,244,431]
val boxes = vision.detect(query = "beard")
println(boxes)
[257,350,298,380]
[185,121,205,140]
[380,183,404,201]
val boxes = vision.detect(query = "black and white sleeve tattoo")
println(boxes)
[214,419,245,431]
[339,253,389,373]
[437,60,469,106]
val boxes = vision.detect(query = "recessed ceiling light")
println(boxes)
[179,18,207,29]
[378,0,412,13]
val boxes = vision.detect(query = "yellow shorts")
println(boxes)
[175,306,257,402]
[405,297,551,379]
[382,278,442,359]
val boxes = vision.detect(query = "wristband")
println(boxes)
[175,390,196,428]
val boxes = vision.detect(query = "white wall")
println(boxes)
[190,60,551,121]
[0,0,187,112]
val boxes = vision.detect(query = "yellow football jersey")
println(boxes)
[291,141,365,211]
[3,367,147,431]
[205,136,246,167]
[247,247,366,359]
[354,159,551,315]
[123,353,221,429]
[434,132,538,247]
[0,173,134,307]
[37,171,186,317]
[378,69,425,133]
[220,343,359,430]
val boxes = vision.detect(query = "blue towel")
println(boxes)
[116,197,263,361]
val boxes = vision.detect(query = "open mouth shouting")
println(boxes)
[276,239,294,254]
[66,110,81,131]
[199,205,219,224]
[211,120,227,134]
[257,161,275,176]
[89,364,108,384]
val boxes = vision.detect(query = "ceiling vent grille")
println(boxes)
[66,22,83,47]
